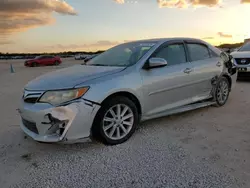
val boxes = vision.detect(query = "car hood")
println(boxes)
[231,51,250,58]
[25,65,125,91]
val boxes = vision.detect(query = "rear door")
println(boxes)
[45,56,54,65]
[141,40,196,117]
[184,41,222,101]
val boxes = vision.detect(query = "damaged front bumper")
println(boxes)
[18,99,100,143]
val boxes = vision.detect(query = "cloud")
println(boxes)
[92,40,120,46]
[115,0,223,8]
[241,0,250,3]
[0,40,14,45]
[114,0,125,4]
[202,37,214,39]
[158,0,222,8]
[45,41,120,50]
[0,0,76,38]
[158,0,188,8]
[189,0,221,7]
[217,32,232,38]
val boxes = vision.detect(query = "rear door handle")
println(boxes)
[216,62,222,67]
[183,68,193,74]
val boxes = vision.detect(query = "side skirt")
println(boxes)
[141,100,215,122]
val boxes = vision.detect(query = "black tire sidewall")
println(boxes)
[92,96,139,145]
[215,77,230,106]
[32,62,37,67]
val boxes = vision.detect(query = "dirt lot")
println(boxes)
[0,59,250,188]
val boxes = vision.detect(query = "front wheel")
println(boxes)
[92,96,139,145]
[214,77,230,106]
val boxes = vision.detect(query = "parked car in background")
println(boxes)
[231,42,250,79]
[24,55,62,67]
[75,54,83,60]
[75,54,88,60]
[83,54,99,63]
[18,38,236,145]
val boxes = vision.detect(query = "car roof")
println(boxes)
[126,37,205,44]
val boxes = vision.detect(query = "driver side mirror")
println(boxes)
[145,58,168,69]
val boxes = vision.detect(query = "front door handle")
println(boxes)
[183,68,193,74]
[216,62,222,67]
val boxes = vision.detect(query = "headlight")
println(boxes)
[39,87,89,106]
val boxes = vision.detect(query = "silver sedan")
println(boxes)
[18,38,237,145]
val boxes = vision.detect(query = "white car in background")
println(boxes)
[75,54,83,60]
[231,42,250,79]
[75,54,88,60]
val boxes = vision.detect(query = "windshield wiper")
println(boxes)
[88,64,107,66]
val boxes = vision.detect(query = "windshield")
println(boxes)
[86,42,156,67]
[239,42,250,52]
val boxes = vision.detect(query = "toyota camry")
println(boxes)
[18,38,237,145]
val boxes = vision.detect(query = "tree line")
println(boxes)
[0,42,245,57]
[0,50,105,58]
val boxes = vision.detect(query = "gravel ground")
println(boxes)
[0,59,250,188]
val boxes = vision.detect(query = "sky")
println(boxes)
[0,0,250,53]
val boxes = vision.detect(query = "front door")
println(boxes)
[140,41,195,117]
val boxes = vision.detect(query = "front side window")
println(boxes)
[154,44,187,66]
[86,42,156,67]
[187,43,210,61]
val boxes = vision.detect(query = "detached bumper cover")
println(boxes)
[18,99,100,143]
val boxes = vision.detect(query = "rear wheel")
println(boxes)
[92,96,139,145]
[31,62,38,67]
[54,61,60,66]
[214,77,230,106]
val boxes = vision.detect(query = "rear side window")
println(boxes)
[154,44,187,66]
[187,43,210,61]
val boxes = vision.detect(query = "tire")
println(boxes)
[92,96,139,145]
[31,62,37,67]
[213,77,230,107]
[54,61,59,66]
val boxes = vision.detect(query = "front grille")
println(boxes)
[22,118,38,134]
[235,58,250,65]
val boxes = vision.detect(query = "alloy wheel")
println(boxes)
[102,104,134,140]
[217,79,229,104]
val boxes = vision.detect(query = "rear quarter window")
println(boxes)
[209,48,219,58]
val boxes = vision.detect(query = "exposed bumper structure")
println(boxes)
[18,99,100,143]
